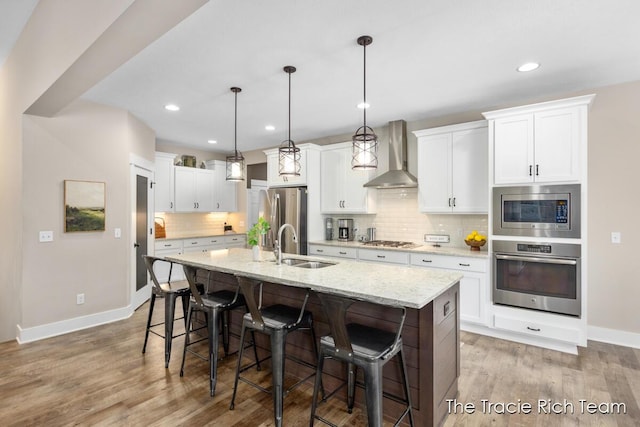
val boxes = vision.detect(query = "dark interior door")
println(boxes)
[136,174,148,291]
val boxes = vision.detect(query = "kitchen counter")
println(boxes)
[310,239,489,258]
[156,231,245,240]
[166,247,460,426]
[167,248,461,309]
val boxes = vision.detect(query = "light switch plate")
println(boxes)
[39,231,53,242]
[611,232,621,244]
[114,228,122,238]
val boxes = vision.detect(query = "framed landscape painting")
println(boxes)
[64,180,106,232]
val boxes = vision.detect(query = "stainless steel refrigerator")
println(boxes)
[258,187,308,255]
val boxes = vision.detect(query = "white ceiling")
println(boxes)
[0,0,38,68]
[6,1,640,155]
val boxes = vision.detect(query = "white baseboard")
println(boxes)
[16,305,134,344]
[588,325,640,349]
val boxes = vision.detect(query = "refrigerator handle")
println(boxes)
[268,193,279,250]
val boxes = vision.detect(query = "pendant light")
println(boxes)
[351,35,378,170]
[278,66,301,176]
[226,87,245,181]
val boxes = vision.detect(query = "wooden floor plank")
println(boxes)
[1,302,639,426]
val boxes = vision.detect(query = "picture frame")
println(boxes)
[64,180,106,232]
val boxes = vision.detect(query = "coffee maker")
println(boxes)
[337,219,354,241]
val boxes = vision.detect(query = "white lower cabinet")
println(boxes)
[225,234,246,248]
[358,249,409,265]
[410,253,488,326]
[308,244,357,259]
[183,237,227,254]
[153,240,185,282]
[493,313,581,344]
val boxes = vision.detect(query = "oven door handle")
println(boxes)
[495,254,577,266]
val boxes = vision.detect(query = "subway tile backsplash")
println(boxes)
[155,212,231,238]
[327,188,488,248]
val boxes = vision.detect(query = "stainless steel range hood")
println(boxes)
[363,120,418,188]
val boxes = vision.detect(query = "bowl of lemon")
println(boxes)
[464,231,487,251]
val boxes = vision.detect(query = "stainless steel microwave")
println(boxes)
[493,184,581,238]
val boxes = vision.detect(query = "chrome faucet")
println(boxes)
[275,223,298,265]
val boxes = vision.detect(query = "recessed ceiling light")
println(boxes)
[164,104,180,111]
[207,139,217,144]
[357,102,370,109]
[517,62,540,72]
[265,125,275,131]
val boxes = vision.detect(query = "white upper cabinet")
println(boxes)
[154,152,176,212]
[320,142,377,214]
[263,143,321,189]
[206,160,238,212]
[484,95,594,185]
[174,166,215,212]
[414,121,488,214]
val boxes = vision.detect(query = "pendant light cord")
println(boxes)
[234,90,238,155]
[288,70,292,143]
[363,40,367,130]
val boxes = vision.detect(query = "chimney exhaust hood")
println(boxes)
[363,120,418,188]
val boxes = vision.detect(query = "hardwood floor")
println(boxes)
[1,301,638,426]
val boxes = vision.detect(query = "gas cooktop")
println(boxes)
[362,240,420,249]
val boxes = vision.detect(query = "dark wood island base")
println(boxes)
[197,269,460,426]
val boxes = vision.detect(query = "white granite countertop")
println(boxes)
[157,232,246,241]
[167,248,462,309]
[310,240,489,258]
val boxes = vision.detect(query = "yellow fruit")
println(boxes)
[474,235,484,242]
[471,230,478,236]
[466,234,474,241]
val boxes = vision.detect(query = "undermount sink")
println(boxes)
[279,258,336,269]
[294,261,335,269]
[280,258,308,266]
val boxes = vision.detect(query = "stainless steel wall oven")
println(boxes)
[493,240,581,317]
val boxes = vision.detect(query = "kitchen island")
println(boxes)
[167,248,462,426]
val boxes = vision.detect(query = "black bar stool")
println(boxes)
[142,255,200,368]
[309,292,414,427]
[230,276,321,427]
[180,264,259,397]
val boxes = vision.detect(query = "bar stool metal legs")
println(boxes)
[229,276,320,427]
[180,265,252,397]
[309,292,414,427]
[141,256,192,368]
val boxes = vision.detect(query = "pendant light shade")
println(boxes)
[226,87,245,181]
[352,35,378,170]
[278,66,301,176]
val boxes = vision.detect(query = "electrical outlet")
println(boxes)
[39,231,53,242]
[114,228,121,238]
[611,232,621,244]
[76,293,85,305]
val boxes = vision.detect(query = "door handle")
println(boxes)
[134,243,140,248]
[529,165,533,176]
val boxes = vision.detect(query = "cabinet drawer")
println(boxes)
[358,249,409,265]
[493,314,580,343]
[309,245,357,259]
[184,238,210,248]
[204,236,224,245]
[224,235,246,246]
[155,240,182,250]
[410,253,487,273]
